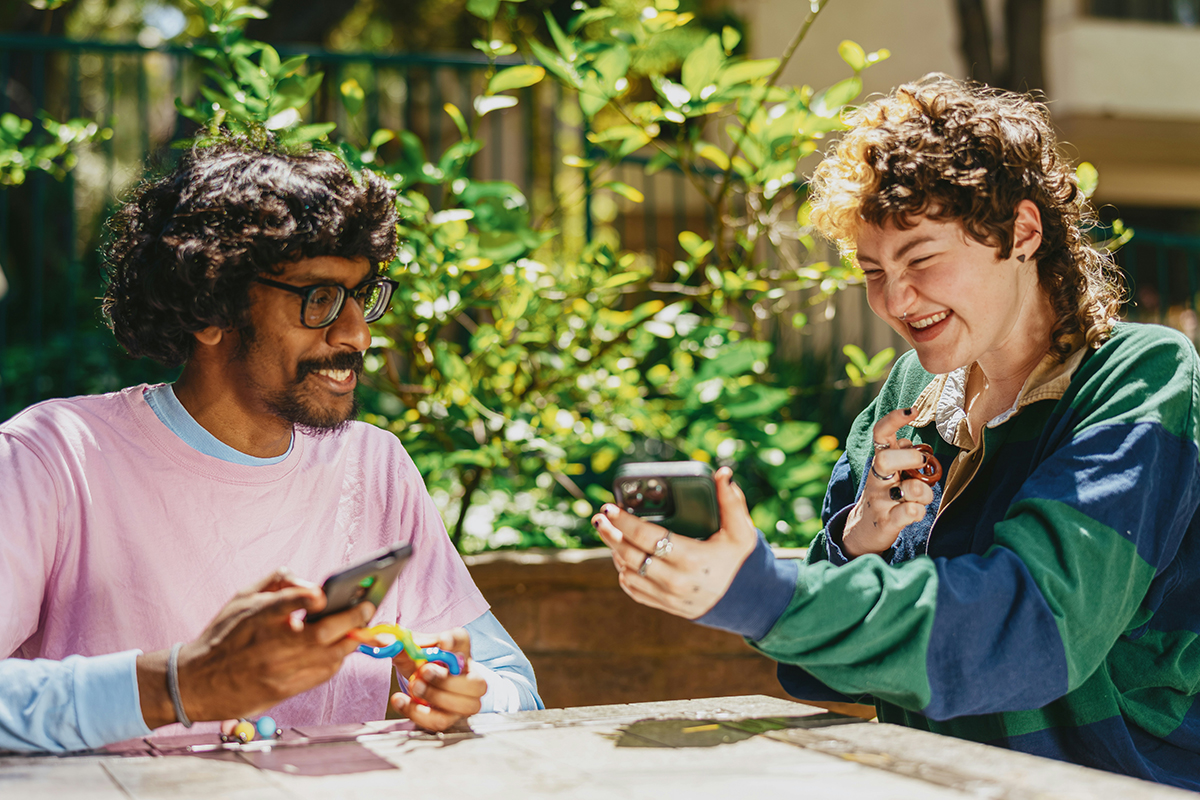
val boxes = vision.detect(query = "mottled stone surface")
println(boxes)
[1,696,1187,799]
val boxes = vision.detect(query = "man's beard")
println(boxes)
[264,350,365,437]
[234,325,365,435]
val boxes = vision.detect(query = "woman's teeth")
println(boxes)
[317,369,352,381]
[909,311,949,329]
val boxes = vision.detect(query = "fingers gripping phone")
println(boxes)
[305,543,412,622]
[613,462,720,540]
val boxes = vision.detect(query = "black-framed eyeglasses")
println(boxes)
[255,276,399,329]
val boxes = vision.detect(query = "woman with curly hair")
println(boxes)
[595,75,1200,788]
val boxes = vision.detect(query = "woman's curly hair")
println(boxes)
[808,74,1124,361]
[102,138,398,367]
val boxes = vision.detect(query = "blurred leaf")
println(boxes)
[602,271,644,289]
[678,231,713,259]
[723,385,790,419]
[601,181,644,203]
[837,40,866,72]
[488,65,546,95]
[467,0,501,19]
[681,34,724,96]
[340,79,365,116]
[475,95,519,116]
[444,103,469,137]
[811,77,862,118]
[722,25,742,53]
[717,59,778,87]
[570,7,615,33]
[770,421,821,452]
[370,129,396,149]
[1076,161,1099,199]
[696,143,730,170]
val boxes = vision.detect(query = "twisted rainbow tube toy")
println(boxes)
[348,623,463,675]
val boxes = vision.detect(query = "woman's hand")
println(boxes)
[592,466,758,619]
[842,408,936,558]
[389,627,486,731]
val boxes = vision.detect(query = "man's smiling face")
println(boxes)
[232,255,374,434]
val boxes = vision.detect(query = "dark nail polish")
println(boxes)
[903,408,913,416]
[591,517,600,529]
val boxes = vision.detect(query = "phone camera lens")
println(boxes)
[644,479,666,506]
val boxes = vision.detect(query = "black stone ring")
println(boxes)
[890,485,904,502]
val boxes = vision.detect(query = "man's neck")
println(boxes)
[173,369,294,459]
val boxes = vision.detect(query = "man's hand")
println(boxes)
[389,627,486,732]
[136,568,375,728]
[592,466,758,620]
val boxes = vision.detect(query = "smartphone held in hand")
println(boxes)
[613,461,720,539]
[306,543,412,622]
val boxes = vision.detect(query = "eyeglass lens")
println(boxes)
[303,281,392,327]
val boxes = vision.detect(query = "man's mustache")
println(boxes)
[296,351,365,381]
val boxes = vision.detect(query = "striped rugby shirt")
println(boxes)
[698,322,1200,788]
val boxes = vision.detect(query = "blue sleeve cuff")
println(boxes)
[824,504,895,566]
[463,612,544,712]
[823,505,855,565]
[75,650,152,748]
[694,532,798,641]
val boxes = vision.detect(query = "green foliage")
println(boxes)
[0,112,110,186]
[174,0,332,147]
[152,0,881,551]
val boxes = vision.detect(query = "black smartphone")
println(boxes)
[612,461,720,539]
[306,543,412,622]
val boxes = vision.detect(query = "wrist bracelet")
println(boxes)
[167,642,193,728]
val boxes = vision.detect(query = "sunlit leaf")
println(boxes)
[1076,161,1099,199]
[340,79,365,116]
[602,271,644,289]
[696,143,730,171]
[474,95,519,116]
[681,34,724,97]
[678,231,713,259]
[717,58,778,87]
[601,181,644,203]
[488,65,545,94]
[837,40,866,72]
[722,25,742,54]
[444,103,469,137]
[811,77,862,118]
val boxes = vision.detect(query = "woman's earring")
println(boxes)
[1016,255,1027,263]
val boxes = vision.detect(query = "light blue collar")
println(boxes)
[143,384,293,466]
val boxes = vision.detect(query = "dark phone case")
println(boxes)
[613,462,720,539]
[306,543,412,622]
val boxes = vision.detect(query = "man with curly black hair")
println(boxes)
[0,140,541,753]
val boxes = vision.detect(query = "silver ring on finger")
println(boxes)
[638,554,653,577]
[872,441,892,451]
[653,532,673,559]
[870,464,897,482]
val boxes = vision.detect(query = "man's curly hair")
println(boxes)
[808,74,1124,361]
[103,139,398,367]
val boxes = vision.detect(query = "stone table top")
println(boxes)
[0,695,1189,799]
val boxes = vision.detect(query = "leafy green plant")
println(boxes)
[0,112,110,186]
[156,0,888,551]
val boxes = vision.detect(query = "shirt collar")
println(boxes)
[908,337,1089,448]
